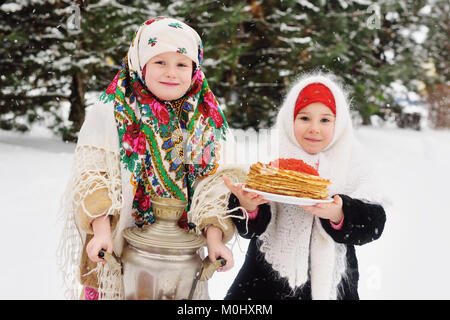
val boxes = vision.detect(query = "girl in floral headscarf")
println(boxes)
[57,17,247,300]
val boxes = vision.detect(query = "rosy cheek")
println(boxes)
[324,128,335,144]
[293,126,304,142]
[144,78,151,90]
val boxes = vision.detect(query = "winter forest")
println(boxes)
[0,0,449,300]
[1,0,448,137]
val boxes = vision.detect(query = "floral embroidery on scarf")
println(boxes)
[168,22,183,29]
[145,16,168,25]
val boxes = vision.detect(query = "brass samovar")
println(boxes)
[121,197,209,300]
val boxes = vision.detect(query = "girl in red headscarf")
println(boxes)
[224,72,387,300]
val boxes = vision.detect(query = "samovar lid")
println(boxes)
[123,197,205,250]
[123,225,205,250]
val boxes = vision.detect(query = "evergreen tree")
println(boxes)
[0,0,70,133]
[0,0,441,137]
[180,0,252,124]
[420,0,449,128]
[0,0,161,140]
[209,0,430,128]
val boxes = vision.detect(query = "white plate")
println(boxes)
[242,187,333,206]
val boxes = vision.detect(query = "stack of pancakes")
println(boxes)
[245,161,331,200]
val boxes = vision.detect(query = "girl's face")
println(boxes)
[294,102,336,155]
[144,52,193,101]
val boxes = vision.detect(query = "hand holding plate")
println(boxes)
[223,175,271,212]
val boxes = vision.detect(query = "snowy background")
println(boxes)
[1,121,449,300]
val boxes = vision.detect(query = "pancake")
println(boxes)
[245,160,331,200]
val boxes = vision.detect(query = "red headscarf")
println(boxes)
[294,83,336,119]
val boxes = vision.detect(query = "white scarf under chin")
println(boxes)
[258,72,367,299]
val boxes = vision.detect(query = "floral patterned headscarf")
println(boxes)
[100,17,228,227]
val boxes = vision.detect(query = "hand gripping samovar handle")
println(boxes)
[187,256,226,299]
[98,250,123,274]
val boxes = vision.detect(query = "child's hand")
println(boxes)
[205,225,234,272]
[223,175,270,212]
[299,195,344,224]
[86,215,114,264]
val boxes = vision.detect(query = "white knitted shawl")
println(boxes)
[258,72,379,300]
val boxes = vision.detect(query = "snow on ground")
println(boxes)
[0,125,449,299]
[353,126,450,299]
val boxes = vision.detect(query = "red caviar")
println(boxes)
[269,158,319,176]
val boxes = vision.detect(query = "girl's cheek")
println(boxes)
[293,126,301,141]
[144,78,151,90]
[325,126,336,144]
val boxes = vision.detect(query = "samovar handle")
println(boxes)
[98,250,123,274]
[187,257,226,300]
[135,220,145,228]
[198,257,227,281]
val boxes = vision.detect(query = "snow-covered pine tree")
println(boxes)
[288,0,430,126]
[206,0,430,128]
[53,0,161,141]
[0,0,72,133]
[193,0,307,130]
[233,0,308,129]
[0,0,437,136]
[0,0,161,140]
[176,0,251,126]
